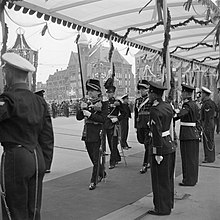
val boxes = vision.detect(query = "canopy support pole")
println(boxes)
[0,0,6,63]
[163,0,171,92]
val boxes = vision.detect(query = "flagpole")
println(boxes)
[163,0,171,92]
[75,34,85,98]
[0,1,6,62]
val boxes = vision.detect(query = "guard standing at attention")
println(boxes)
[76,79,107,190]
[147,81,176,216]
[103,79,126,169]
[134,80,152,173]
[201,86,217,163]
[0,52,54,220]
[35,89,53,174]
[120,94,131,150]
[174,84,200,186]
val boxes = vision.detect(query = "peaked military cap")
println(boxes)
[181,83,195,93]
[121,93,128,99]
[2,52,35,72]
[35,89,45,97]
[86,79,101,92]
[137,79,149,90]
[148,81,167,95]
[106,85,116,93]
[201,86,212,95]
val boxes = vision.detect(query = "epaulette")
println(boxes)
[152,100,159,106]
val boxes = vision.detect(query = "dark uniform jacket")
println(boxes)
[103,97,126,129]
[150,100,175,155]
[201,97,217,129]
[0,83,54,168]
[122,103,131,119]
[134,95,152,128]
[175,99,200,141]
[76,98,107,142]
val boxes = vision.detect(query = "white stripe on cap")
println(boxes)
[201,86,212,94]
[138,83,149,88]
[87,83,100,91]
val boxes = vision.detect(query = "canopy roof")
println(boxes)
[4,0,220,70]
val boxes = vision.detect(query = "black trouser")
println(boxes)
[180,139,199,185]
[120,119,129,148]
[203,127,215,162]
[137,128,151,166]
[85,141,104,183]
[1,145,45,220]
[106,127,121,166]
[151,152,176,214]
[215,117,220,134]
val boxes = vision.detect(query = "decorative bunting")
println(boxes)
[108,16,211,41]
[41,23,48,36]
[171,42,213,54]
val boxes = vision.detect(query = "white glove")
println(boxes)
[155,155,163,164]
[83,110,91,118]
[111,118,118,123]
[80,102,88,109]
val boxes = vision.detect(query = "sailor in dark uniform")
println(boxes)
[201,86,217,163]
[103,85,126,169]
[134,80,152,173]
[76,79,107,190]
[35,89,53,174]
[120,94,131,150]
[0,53,54,220]
[175,84,200,186]
[147,81,176,216]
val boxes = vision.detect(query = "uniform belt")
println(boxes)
[162,130,170,137]
[138,112,150,115]
[180,122,196,126]
[108,116,117,118]
[2,144,22,151]
[86,119,102,125]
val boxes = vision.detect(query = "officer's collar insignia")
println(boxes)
[0,101,5,106]
[152,100,159,106]
[151,119,156,125]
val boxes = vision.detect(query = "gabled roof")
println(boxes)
[68,51,78,66]
[5,0,220,70]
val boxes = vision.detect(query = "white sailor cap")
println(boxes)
[201,86,212,95]
[2,52,35,72]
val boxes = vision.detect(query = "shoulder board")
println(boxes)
[0,101,5,106]
[152,100,159,106]
[151,119,156,125]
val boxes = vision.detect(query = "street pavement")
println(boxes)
[1,115,220,219]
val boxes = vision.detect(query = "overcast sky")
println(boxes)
[1,8,138,83]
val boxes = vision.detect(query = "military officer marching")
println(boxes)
[76,79,107,190]
[103,78,126,169]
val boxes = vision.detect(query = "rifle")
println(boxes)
[96,129,107,184]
